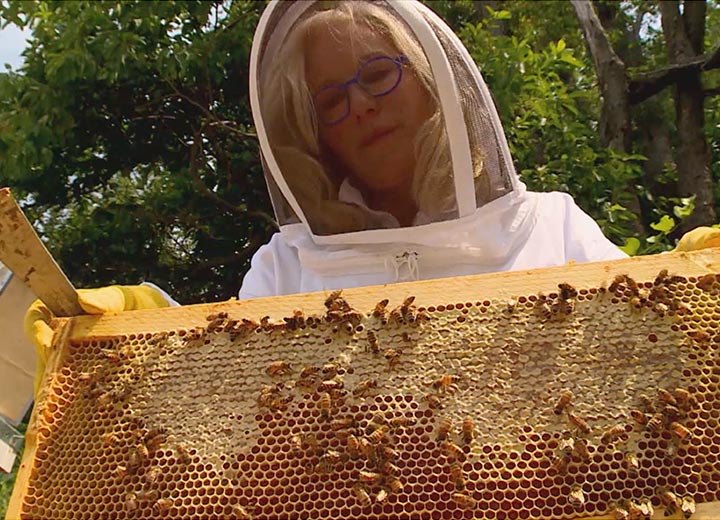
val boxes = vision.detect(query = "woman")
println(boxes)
[24,0,720,389]
[241,0,626,298]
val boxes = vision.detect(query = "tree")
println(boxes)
[0,0,272,303]
[571,0,720,233]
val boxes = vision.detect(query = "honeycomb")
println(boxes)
[7,251,720,520]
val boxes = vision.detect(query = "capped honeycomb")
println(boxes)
[7,251,720,520]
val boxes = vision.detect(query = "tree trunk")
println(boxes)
[571,0,644,234]
[659,0,716,230]
[571,0,631,152]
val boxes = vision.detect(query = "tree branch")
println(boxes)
[704,86,720,98]
[628,45,720,104]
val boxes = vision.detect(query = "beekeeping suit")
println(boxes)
[240,0,626,299]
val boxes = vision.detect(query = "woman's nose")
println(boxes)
[347,84,378,120]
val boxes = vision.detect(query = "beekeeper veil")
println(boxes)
[249,0,527,247]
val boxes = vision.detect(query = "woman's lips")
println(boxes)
[361,126,397,147]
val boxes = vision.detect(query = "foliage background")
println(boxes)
[0,0,719,513]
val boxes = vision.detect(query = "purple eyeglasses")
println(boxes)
[312,55,409,126]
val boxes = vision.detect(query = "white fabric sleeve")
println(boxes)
[238,232,300,299]
[560,193,628,263]
[140,281,181,307]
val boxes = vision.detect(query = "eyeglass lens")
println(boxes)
[314,56,403,125]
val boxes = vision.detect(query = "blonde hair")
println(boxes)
[261,1,456,234]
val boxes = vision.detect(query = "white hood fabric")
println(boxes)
[239,0,626,299]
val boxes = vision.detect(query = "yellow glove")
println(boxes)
[24,285,170,395]
[674,226,720,252]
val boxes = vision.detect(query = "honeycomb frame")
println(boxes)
[7,248,720,520]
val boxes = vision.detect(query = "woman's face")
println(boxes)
[305,20,433,195]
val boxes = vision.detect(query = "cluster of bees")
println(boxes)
[609,271,692,318]
[434,412,477,510]
[116,421,195,514]
[551,385,698,518]
[630,387,696,454]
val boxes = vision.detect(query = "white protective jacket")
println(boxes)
[240,0,626,300]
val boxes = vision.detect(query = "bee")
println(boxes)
[658,489,680,516]
[538,301,553,320]
[358,470,383,485]
[316,450,342,473]
[654,302,669,316]
[389,416,414,429]
[353,484,372,508]
[353,379,378,397]
[559,282,578,300]
[322,363,340,376]
[366,331,380,354]
[206,311,228,332]
[573,438,590,461]
[289,434,303,455]
[283,309,306,330]
[624,452,640,474]
[325,290,348,311]
[231,504,252,520]
[674,387,692,405]
[568,485,585,507]
[431,374,461,394]
[626,500,651,520]
[153,498,172,515]
[554,389,574,415]
[697,274,716,291]
[611,503,630,520]
[144,466,161,485]
[638,499,654,519]
[373,299,389,318]
[401,332,412,342]
[175,445,192,464]
[461,417,475,444]
[266,361,292,377]
[442,440,464,460]
[401,295,416,309]
[658,388,678,407]
[452,493,476,510]
[330,418,355,431]
[557,437,575,457]
[505,299,517,313]
[551,454,571,474]
[674,301,692,315]
[378,445,398,461]
[384,349,401,370]
[669,422,692,441]
[662,405,681,422]
[318,392,332,419]
[135,443,150,461]
[680,495,696,518]
[638,394,656,413]
[437,417,453,441]
[646,413,664,434]
[380,461,401,476]
[423,393,443,410]
[125,492,138,512]
[367,425,389,445]
[100,348,122,362]
[567,412,591,435]
[450,462,465,490]
[101,432,120,446]
[318,377,343,392]
[688,330,711,343]
[137,489,159,502]
[601,425,626,445]
[630,409,649,426]
[375,488,389,504]
[346,435,361,458]
[386,476,403,494]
